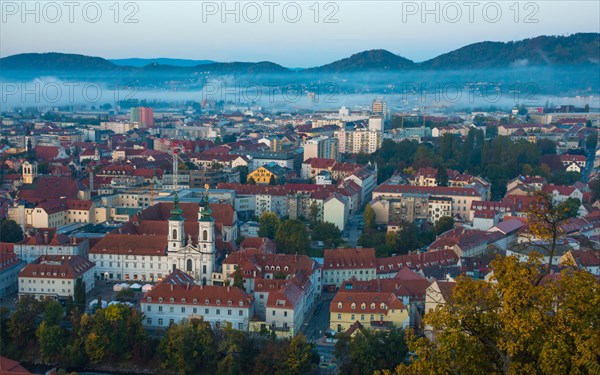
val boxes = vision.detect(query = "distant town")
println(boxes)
[0,98,599,374]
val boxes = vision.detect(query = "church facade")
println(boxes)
[90,193,227,285]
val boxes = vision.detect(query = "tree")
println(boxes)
[74,278,86,312]
[7,295,42,355]
[312,222,343,248]
[0,219,23,243]
[232,265,245,291]
[560,197,581,219]
[434,216,454,235]
[269,175,277,185]
[393,255,600,375]
[337,328,408,375]
[435,165,448,187]
[275,219,310,255]
[284,334,316,375]
[158,318,217,374]
[308,201,320,225]
[258,212,280,240]
[363,204,376,233]
[523,192,578,284]
[36,321,66,362]
[236,165,249,184]
[247,176,256,185]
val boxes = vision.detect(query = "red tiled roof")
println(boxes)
[324,248,376,270]
[331,291,405,314]
[144,270,253,307]
[19,255,94,279]
[90,234,167,256]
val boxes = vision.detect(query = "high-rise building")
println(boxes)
[368,116,384,131]
[303,136,340,161]
[335,128,382,154]
[372,98,387,118]
[130,107,155,128]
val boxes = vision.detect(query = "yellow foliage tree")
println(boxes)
[382,254,600,375]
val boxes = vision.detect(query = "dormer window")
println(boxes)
[361,303,366,310]
[239,300,244,306]
[216,299,221,305]
[159,297,163,303]
[351,303,356,310]
[181,298,186,303]
[193,299,198,304]
[147,297,152,302]
[371,303,375,310]
[205,299,210,304]
[170,298,175,303]
[337,302,342,309]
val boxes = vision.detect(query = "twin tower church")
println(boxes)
[167,191,216,285]
[89,189,223,286]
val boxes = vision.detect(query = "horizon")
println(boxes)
[3,31,599,68]
[1,1,599,66]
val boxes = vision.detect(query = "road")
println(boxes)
[301,293,335,342]
[344,213,364,247]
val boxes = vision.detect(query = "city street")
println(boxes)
[301,293,335,342]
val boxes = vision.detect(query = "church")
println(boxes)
[89,191,236,285]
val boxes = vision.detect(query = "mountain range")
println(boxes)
[1,33,598,76]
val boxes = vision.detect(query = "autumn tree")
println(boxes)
[158,318,217,374]
[388,255,600,375]
[522,192,578,284]
[363,204,376,233]
[258,211,280,240]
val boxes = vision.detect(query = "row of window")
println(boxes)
[149,305,246,316]
[336,313,385,321]
[148,318,244,330]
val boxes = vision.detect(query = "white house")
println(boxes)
[141,269,254,330]
[18,255,95,300]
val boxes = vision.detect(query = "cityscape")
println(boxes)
[0,1,599,374]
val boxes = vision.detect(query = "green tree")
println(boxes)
[0,219,23,243]
[435,165,449,187]
[559,197,581,219]
[36,321,66,362]
[337,328,408,375]
[236,165,249,184]
[258,212,280,240]
[7,295,42,355]
[74,278,86,312]
[434,216,454,235]
[312,222,343,248]
[363,204,376,233]
[308,201,320,225]
[232,265,245,291]
[275,219,310,255]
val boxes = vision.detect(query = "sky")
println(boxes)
[1,1,599,67]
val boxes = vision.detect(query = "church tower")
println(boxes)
[198,188,215,285]
[22,161,38,184]
[167,192,185,253]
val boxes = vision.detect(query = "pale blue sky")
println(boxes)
[1,1,599,67]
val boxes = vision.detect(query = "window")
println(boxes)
[158,306,163,312]
[147,305,151,312]
[158,318,163,326]
[187,259,193,272]
[337,314,342,320]
[216,309,220,315]
[228,309,232,316]
[146,318,152,325]
[205,308,209,314]
[239,310,243,316]
[351,314,355,321]
[203,230,208,241]
[284,311,288,317]
[172,229,177,240]
[181,307,186,313]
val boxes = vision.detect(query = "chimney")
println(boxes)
[170,284,174,291]
[43,231,49,244]
[186,282,190,290]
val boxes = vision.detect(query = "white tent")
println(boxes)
[89,300,107,309]
[130,283,142,291]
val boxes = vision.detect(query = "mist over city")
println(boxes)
[0,1,599,375]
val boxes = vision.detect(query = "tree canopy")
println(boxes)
[257,212,280,240]
[390,255,600,375]
[275,219,310,255]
